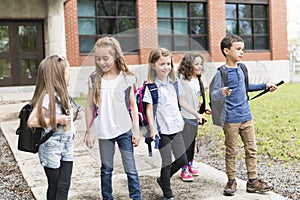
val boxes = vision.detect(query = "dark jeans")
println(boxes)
[44,161,73,200]
[98,131,142,200]
[159,132,188,198]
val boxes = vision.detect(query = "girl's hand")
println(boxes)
[150,131,160,141]
[266,83,277,92]
[84,130,96,149]
[205,107,212,115]
[132,135,140,147]
[57,115,71,125]
[196,113,207,125]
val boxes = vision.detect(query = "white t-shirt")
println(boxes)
[42,94,75,133]
[89,72,136,139]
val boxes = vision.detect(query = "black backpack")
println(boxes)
[209,63,249,126]
[16,97,68,153]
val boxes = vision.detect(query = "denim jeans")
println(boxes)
[98,131,142,200]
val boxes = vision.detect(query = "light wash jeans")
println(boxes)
[98,130,142,200]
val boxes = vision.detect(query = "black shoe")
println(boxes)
[246,179,274,193]
[223,179,237,196]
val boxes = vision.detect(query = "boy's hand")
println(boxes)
[132,135,140,147]
[266,83,277,92]
[222,87,232,96]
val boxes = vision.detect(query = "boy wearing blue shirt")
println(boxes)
[211,35,277,196]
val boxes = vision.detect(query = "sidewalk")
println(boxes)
[0,101,287,200]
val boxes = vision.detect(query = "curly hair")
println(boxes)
[177,53,204,81]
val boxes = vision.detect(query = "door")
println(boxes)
[0,20,44,86]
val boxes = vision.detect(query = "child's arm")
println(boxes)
[145,103,159,140]
[129,86,140,147]
[84,87,96,149]
[180,97,207,124]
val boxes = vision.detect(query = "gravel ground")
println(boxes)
[197,132,300,200]
[0,124,299,199]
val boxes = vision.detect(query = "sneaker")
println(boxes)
[188,166,199,176]
[246,179,274,193]
[180,171,194,182]
[162,197,175,200]
[223,179,237,196]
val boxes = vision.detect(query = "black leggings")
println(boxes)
[44,161,73,200]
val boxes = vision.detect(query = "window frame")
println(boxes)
[78,0,138,55]
[226,1,270,51]
[157,0,208,52]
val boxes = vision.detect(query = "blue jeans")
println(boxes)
[98,131,142,200]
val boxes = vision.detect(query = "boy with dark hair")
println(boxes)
[211,34,276,196]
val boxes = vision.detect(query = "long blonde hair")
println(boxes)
[30,55,70,131]
[92,36,134,107]
[147,48,176,83]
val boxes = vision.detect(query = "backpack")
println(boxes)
[136,81,180,156]
[209,63,249,126]
[16,97,66,153]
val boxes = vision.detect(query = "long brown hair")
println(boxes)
[92,36,134,107]
[177,53,204,81]
[30,55,69,131]
[147,48,176,83]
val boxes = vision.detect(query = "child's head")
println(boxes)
[93,36,129,75]
[177,53,204,80]
[220,34,244,57]
[147,47,176,83]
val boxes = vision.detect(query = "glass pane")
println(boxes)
[226,4,236,18]
[158,19,172,34]
[157,2,171,18]
[191,36,207,51]
[158,36,172,50]
[78,18,96,35]
[19,26,37,52]
[0,26,9,53]
[226,20,237,35]
[173,3,187,18]
[239,20,252,34]
[191,3,204,17]
[174,19,188,34]
[243,36,253,50]
[78,0,95,16]
[20,59,37,79]
[99,19,117,34]
[254,20,267,34]
[98,0,115,16]
[0,59,11,79]
[174,36,189,51]
[238,4,251,18]
[191,19,206,34]
[254,36,268,49]
[118,36,138,52]
[118,1,135,16]
[254,5,267,18]
[119,19,136,32]
[80,37,96,53]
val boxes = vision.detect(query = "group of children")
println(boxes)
[28,35,276,200]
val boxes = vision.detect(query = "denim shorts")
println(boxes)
[39,130,74,169]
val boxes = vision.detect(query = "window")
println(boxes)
[157,1,208,52]
[78,0,137,54]
[226,1,269,50]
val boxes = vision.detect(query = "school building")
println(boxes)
[0,0,289,100]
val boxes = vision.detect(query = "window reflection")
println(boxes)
[20,59,37,79]
[0,26,9,53]
[19,26,37,52]
[0,59,11,79]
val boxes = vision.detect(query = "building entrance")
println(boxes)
[0,20,44,86]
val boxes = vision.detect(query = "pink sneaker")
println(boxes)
[180,171,194,182]
[188,166,199,176]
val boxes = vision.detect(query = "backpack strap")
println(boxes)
[172,81,181,111]
[197,75,206,114]
[239,63,249,99]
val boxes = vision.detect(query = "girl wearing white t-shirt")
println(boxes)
[84,37,142,200]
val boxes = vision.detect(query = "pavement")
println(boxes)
[0,101,288,200]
